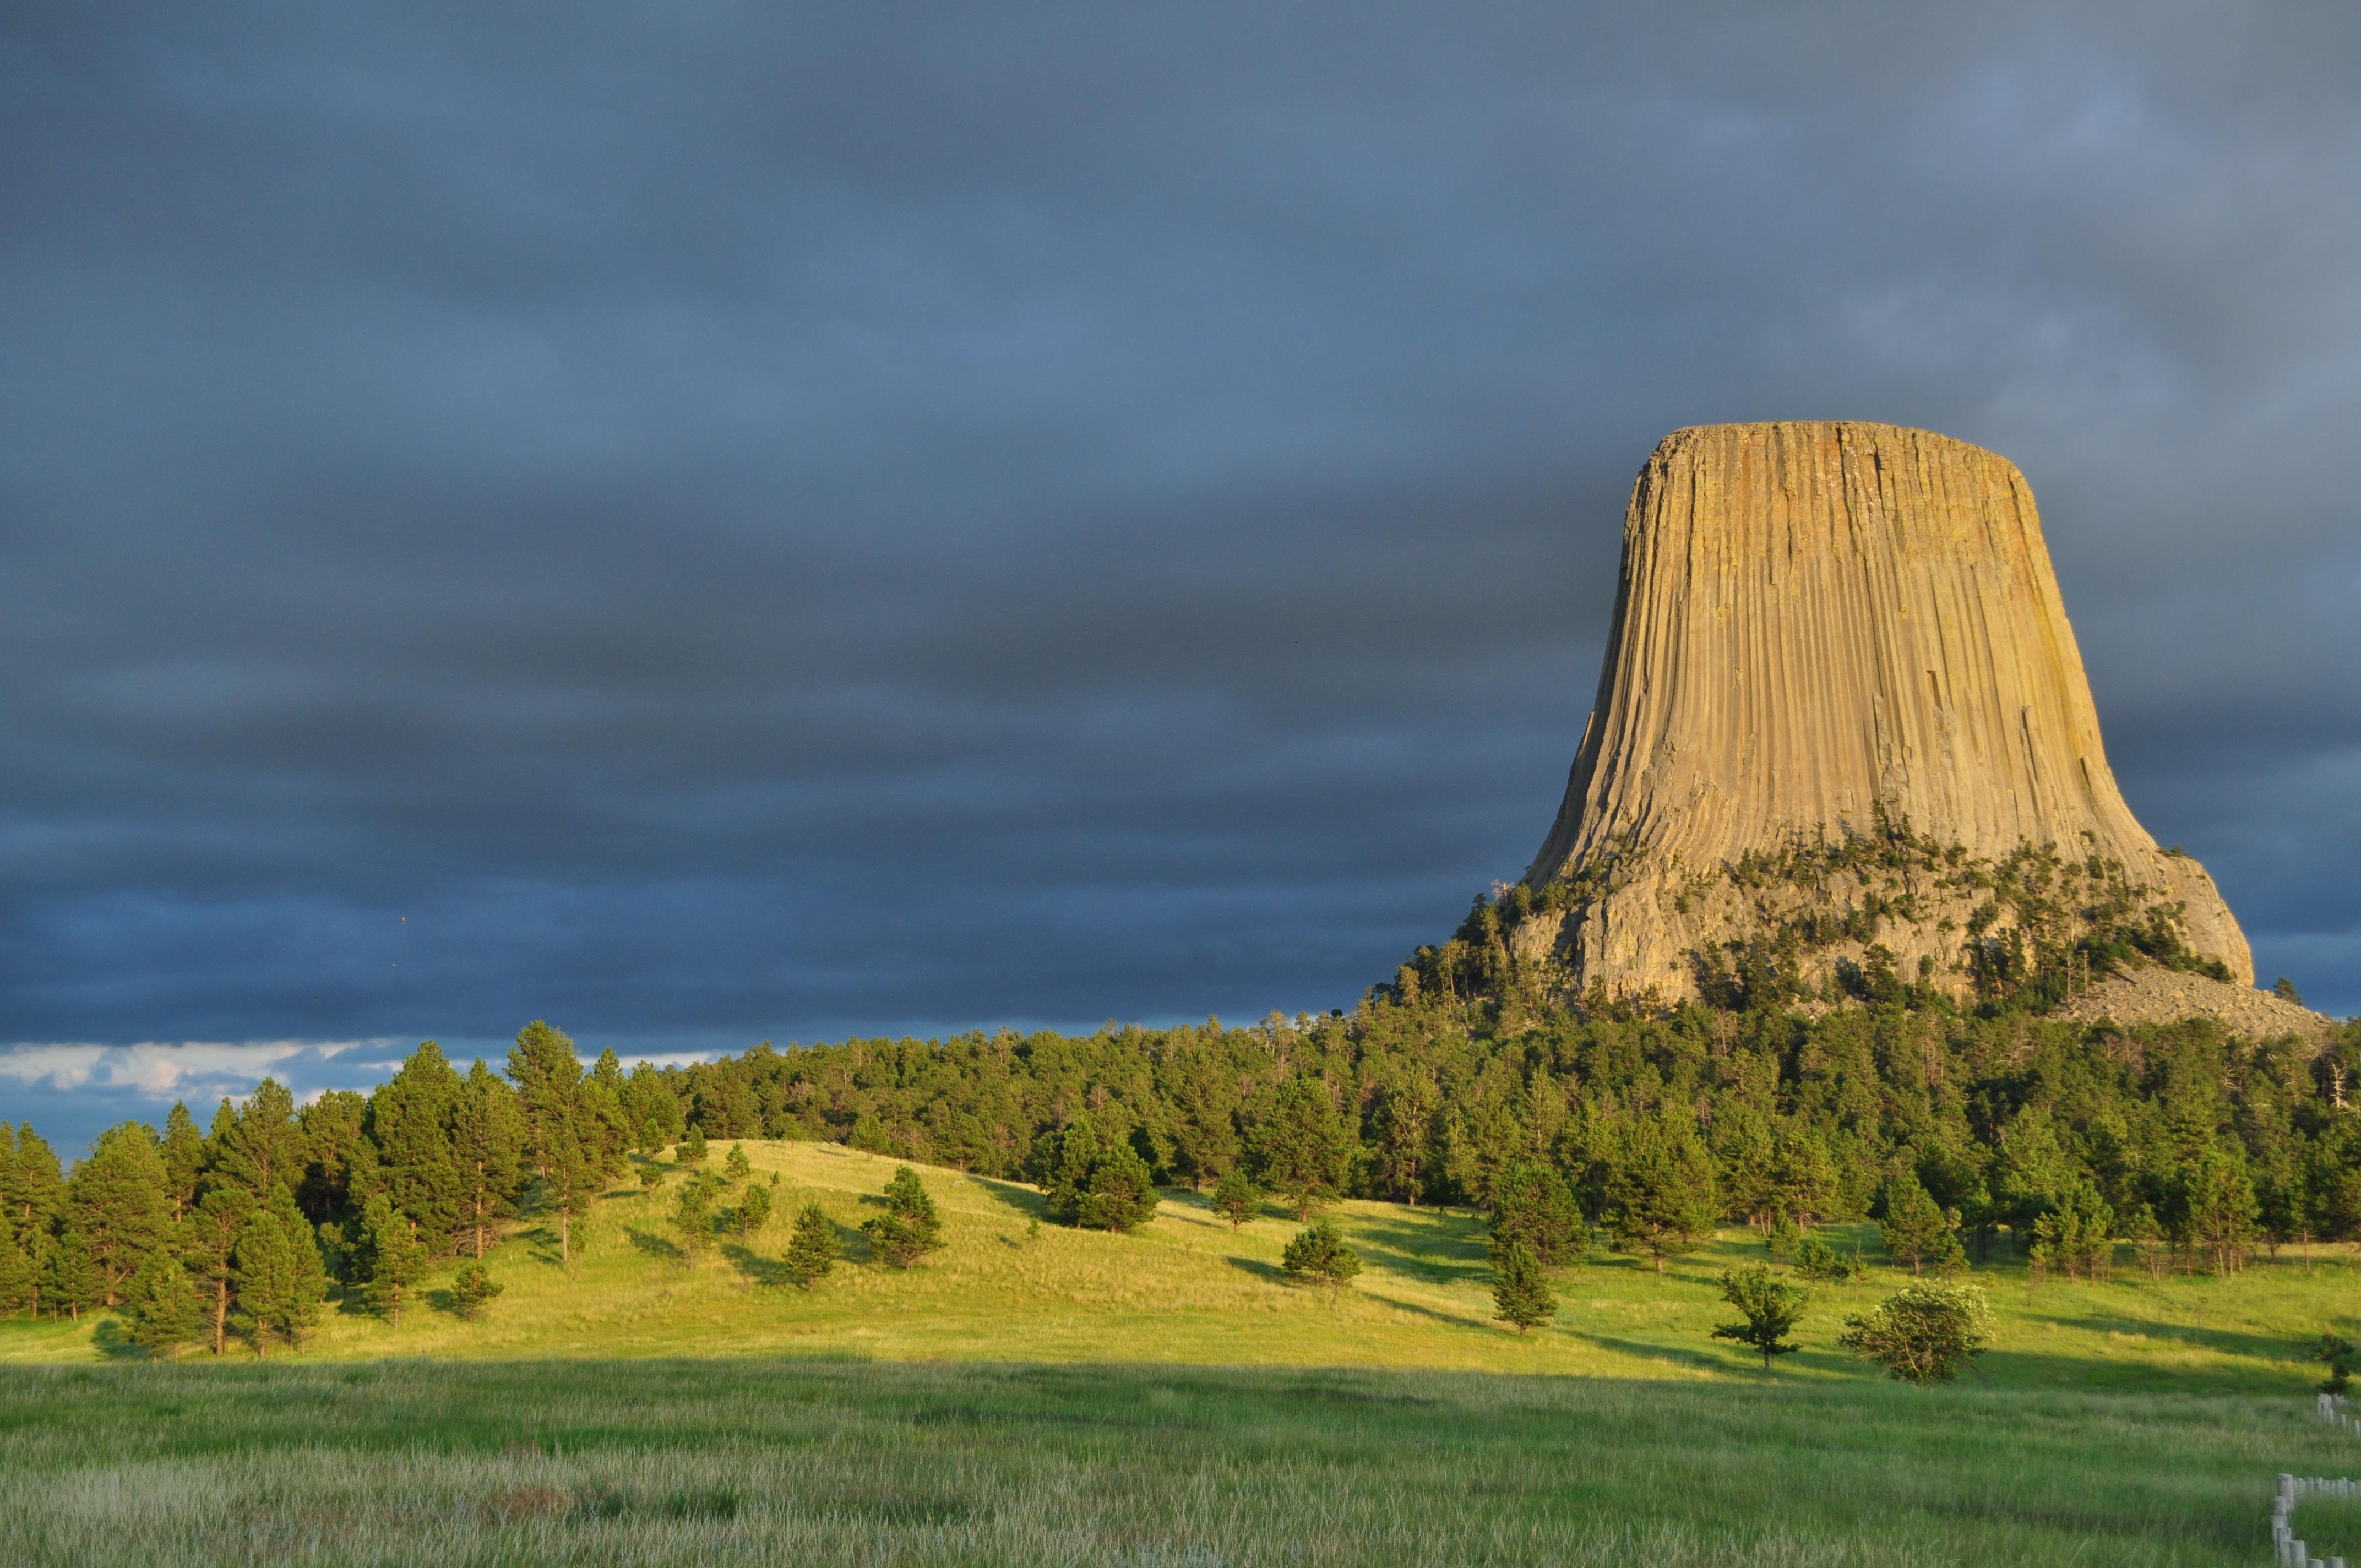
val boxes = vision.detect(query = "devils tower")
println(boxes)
[1521,421,2253,1006]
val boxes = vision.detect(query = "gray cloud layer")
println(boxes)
[5,4,2358,1150]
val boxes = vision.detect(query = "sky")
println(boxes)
[5,3,2359,1155]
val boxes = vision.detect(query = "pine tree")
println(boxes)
[295,1089,370,1226]
[1878,1171,1952,1274]
[1711,1262,1808,1369]
[1765,1211,1801,1262]
[44,1231,98,1320]
[182,1182,256,1355]
[1281,1219,1363,1290]
[1369,1075,1435,1204]
[64,1122,173,1306]
[0,1224,31,1316]
[357,1195,431,1326]
[1035,1119,1160,1231]
[784,1201,840,1287]
[229,1208,296,1355]
[1490,1239,1555,1333]
[1212,1167,1259,1228]
[733,1180,773,1238]
[583,1048,636,1177]
[1838,1281,1993,1384]
[364,1042,463,1253]
[160,1102,205,1222]
[450,1059,527,1259]
[5,1125,63,1319]
[213,1080,306,1204]
[672,1173,720,1265]
[1489,1161,1586,1268]
[451,1262,504,1320]
[1606,1109,1721,1272]
[725,1143,753,1183]
[862,1166,944,1267]
[118,1247,204,1359]
[507,1020,602,1265]
[677,1126,709,1166]
[270,1183,328,1349]
[1249,1078,1353,1220]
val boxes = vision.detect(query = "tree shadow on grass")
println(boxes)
[90,1318,149,1361]
[1223,1256,1290,1286]
[625,1227,684,1265]
[722,1243,792,1287]
[1347,1218,1491,1286]
[516,1224,566,1268]
[962,1174,1049,1219]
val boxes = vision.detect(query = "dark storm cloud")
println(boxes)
[5,3,2358,1151]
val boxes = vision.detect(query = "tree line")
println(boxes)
[0,1022,624,1354]
[6,924,2357,1354]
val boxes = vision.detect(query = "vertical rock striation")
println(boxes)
[1524,421,2251,1001]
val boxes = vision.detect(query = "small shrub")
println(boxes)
[725,1144,752,1183]
[1765,1212,1800,1262]
[1794,1234,1868,1283]
[452,1264,504,1320]
[733,1182,773,1238]
[676,1126,709,1166]
[2320,1332,2357,1395]
[1281,1221,1362,1289]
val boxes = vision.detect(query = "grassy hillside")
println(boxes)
[3,1139,2349,1392]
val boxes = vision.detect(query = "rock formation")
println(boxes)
[1520,421,2254,1005]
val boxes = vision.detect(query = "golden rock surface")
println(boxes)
[1525,421,2252,1000]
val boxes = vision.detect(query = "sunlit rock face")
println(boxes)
[1523,421,2251,1002]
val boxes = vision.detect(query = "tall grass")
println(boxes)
[0,1357,2331,1566]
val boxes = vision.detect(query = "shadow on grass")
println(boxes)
[625,1227,684,1265]
[517,1224,565,1268]
[90,1319,149,1362]
[722,1243,792,1287]
[1350,1218,1490,1286]
[962,1174,1048,1219]
[1223,1256,1288,1286]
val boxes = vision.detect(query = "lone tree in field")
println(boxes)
[1605,1109,1720,1272]
[672,1172,720,1265]
[1877,1171,1954,1275]
[118,1246,204,1359]
[358,1195,431,1326]
[1490,1240,1556,1335]
[1281,1219,1362,1291]
[1035,1118,1161,1232]
[725,1143,752,1183]
[784,1201,839,1286]
[451,1262,504,1321]
[1212,1167,1259,1229]
[732,1180,773,1238]
[677,1126,709,1166]
[1711,1262,1808,1370]
[1249,1077,1354,1220]
[862,1166,944,1267]
[1490,1161,1586,1268]
[1838,1281,1992,1384]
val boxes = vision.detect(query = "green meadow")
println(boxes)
[5,1139,2358,1564]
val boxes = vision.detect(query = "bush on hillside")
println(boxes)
[1838,1281,1992,1384]
[1281,1221,1362,1289]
